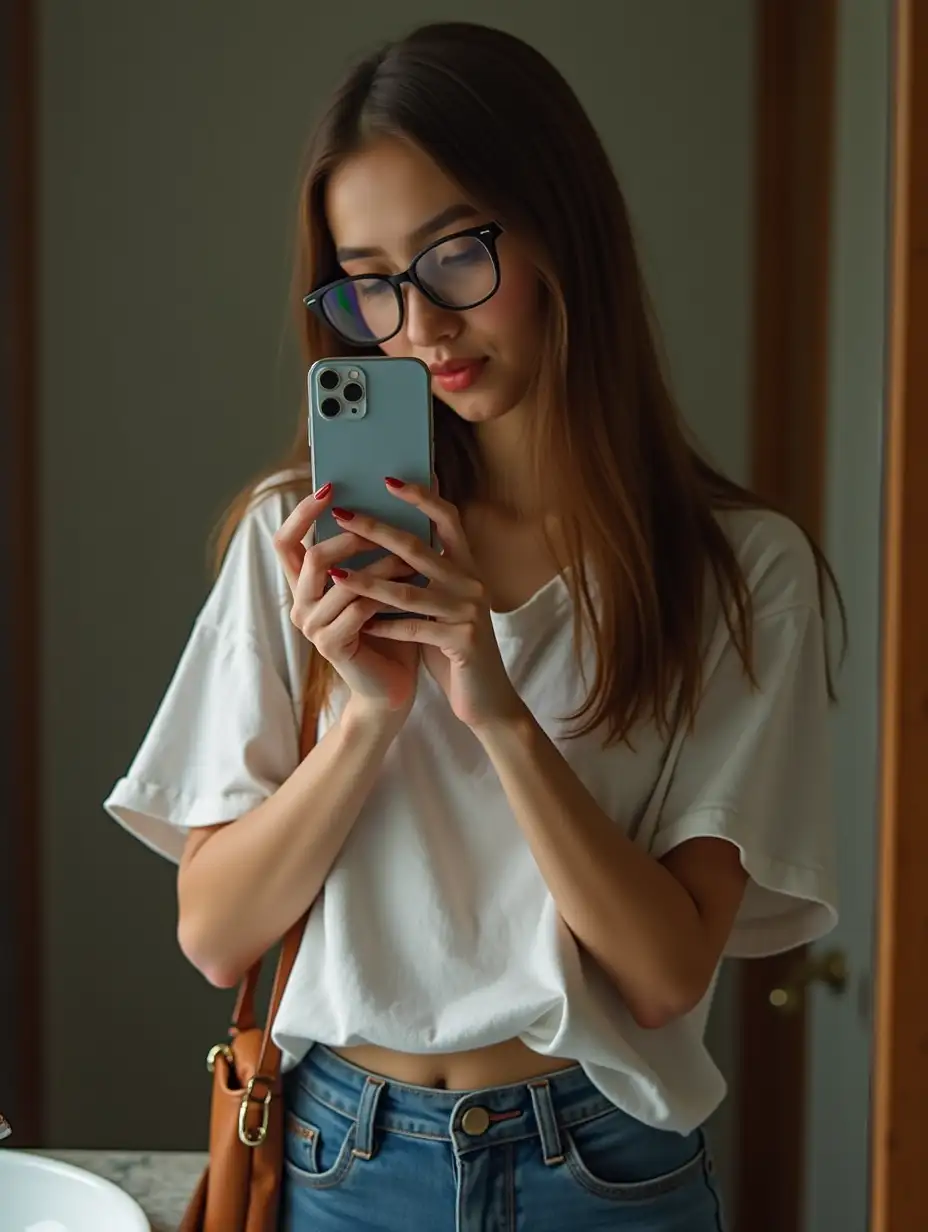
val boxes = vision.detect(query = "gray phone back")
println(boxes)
[308,356,434,577]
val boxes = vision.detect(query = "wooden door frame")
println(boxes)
[871,0,928,1227]
[737,3,838,1225]
[1,0,41,1144]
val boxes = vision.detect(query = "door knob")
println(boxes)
[769,948,848,1014]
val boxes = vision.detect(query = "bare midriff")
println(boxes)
[328,1037,579,1090]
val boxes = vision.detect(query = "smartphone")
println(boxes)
[308,356,434,606]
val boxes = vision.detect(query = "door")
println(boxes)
[738,1,842,1219]
[803,1,891,1227]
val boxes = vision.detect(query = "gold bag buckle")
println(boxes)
[238,1075,274,1147]
[205,1044,273,1148]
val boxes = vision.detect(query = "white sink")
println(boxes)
[0,1151,149,1231]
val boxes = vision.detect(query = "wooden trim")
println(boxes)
[749,0,836,531]
[1,0,41,1144]
[737,2,837,1227]
[871,1,928,1227]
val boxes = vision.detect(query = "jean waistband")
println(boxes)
[287,1045,619,1159]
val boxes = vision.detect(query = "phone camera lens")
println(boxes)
[342,381,363,403]
[318,368,340,391]
[319,397,341,419]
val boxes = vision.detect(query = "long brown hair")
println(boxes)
[215,20,845,742]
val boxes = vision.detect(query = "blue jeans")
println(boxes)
[279,1045,726,1230]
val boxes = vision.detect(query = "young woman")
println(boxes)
[105,21,840,1231]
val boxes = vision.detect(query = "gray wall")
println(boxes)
[38,0,753,1201]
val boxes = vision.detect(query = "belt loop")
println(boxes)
[352,1075,385,1160]
[528,1079,565,1166]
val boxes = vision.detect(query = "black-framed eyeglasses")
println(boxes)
[303,221,504,346]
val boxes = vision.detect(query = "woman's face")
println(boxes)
[324,136,543,426]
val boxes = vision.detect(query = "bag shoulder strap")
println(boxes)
[229,679,320,1074]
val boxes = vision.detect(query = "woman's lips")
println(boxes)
[431,359,487,393]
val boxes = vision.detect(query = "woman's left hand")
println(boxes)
[328,479,525,731]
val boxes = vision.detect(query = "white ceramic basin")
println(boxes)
[0,1151,149,1231]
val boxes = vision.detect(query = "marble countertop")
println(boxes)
[35,1150,207,1232]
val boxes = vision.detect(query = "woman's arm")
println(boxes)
[475,707,748,1030]
[177,698,403,989]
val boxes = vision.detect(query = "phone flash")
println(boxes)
[348,369,360,380]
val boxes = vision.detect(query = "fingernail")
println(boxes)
[331,507,354,521]
[327,567,349,580]
[313,482,332,499]
[384,476,404,489]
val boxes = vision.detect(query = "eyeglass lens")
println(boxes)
[321,233,497,344]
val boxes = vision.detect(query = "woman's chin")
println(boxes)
[436,390,519,425]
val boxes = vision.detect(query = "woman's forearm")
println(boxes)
[475,708,717,1028]
[177,699,402,987]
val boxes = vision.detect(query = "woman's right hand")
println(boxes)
[273,484,420,715]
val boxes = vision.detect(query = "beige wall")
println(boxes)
[39,0,754,1203]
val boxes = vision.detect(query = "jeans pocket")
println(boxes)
[283,1103,358,1189]
[562,1109,707,1203]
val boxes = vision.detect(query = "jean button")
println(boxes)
[461,1106,491,1136]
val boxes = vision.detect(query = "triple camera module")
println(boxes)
[317,367,366,419]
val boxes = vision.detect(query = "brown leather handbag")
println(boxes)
[179,695,318,1232]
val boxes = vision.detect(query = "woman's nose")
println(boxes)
[402,285,460,347]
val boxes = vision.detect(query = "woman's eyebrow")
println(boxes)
[334,203,479,262]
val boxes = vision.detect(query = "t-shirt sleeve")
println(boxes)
[103,486,307,864]
[648,521,838,958]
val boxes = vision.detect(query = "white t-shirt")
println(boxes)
[104,474,837,1134]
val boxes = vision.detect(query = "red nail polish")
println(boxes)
[331,507,354,521]
[328,567,349,579]
[313,482,332,500]
[384,476,405,489]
